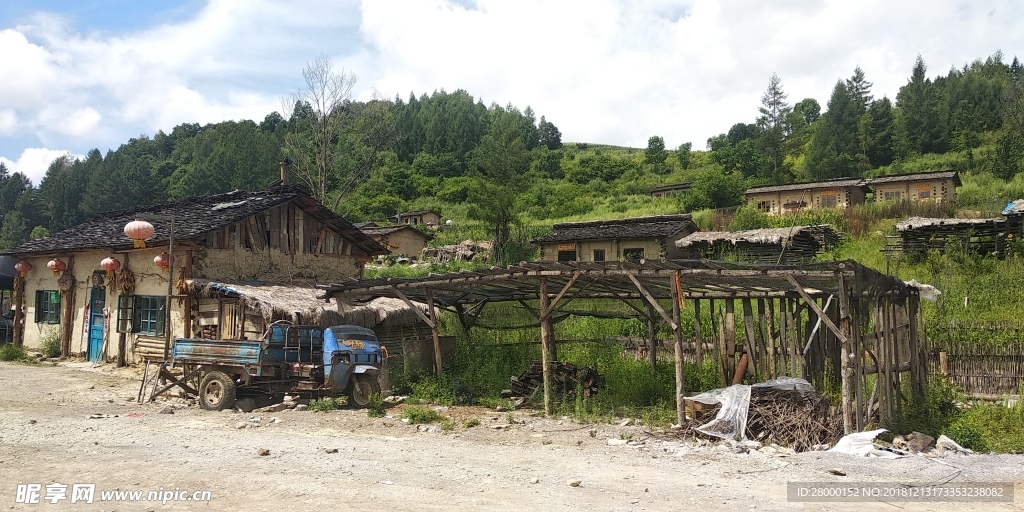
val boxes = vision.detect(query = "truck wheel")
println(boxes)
[348,374,380,408]
[199,371,237,411]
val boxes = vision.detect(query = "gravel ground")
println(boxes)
[0,361,1022,511]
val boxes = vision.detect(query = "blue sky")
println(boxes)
[1,0,1022,185]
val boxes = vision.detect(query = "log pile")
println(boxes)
[501,361,602,400]
[744,387,843,452]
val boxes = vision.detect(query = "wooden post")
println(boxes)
[778,299,789,376]
[767,299,778,378]
[60,256,76,357]
[939,351,948,377]
[423,287,443,377]
[724,299,736,379]
[671,273,686,426]
[12,274,24,347]
[907,293,923,402]
[646,303,658,368]
[693,299,704,365]
[852,299,865,431]
[183,250,193,339]
[837,275,855,435]
[539,277,554,416]
[741,299,758,379]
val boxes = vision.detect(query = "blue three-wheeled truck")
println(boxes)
[170,323,383,410]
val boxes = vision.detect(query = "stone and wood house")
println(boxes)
[867,170,960,203]
[532,215,699,262]
[649,182,692,199]
[391,210,442,229]
[2,185,386,364]
[359,225,433,259]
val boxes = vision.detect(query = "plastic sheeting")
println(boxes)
[828,429,903,458]
[685,377,815,441]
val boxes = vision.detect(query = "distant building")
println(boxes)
[675,225,842,264]
[532,215,699,262]
[360,225,433,258]
[744,178,869,215]
[650,182,692,199]
[868,170,960,203]
[392,210,441,228]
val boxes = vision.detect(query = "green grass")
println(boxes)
[402,406,445,424]
[0,343,35,363]
[308,397,345,411]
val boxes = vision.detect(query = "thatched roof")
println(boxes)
[676,226,833,247]
[186,279,427,328]
[895,216,1005,231]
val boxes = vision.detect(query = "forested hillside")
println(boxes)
[2,52,1023,261]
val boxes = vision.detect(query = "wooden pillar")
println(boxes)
[907,293,923,402]
[838,275,855,434]
[724,299,736,378]
[60,256,76,357]
[693,298,704,365]
[423,287,443,377]
[671,273,685,425]
[182,250,193,339]
[741,299,758,380]
[539,277,554,416]
[12,274,24,347]
[646,303,658,368]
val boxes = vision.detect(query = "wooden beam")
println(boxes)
[541,272,580,320]
[837,274,855,435]
[539,277,554,416]
[390,287,434,329]
[670,273,686,426]
[785,275,847,344]
[802,294,834,355]
[626,273,678,330]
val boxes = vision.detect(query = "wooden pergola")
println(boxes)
[322,259,925,433]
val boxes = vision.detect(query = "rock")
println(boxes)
[234,398,256,413]
[631,499,640,505]
[568,480,581,487]
[905,432,936,452]
[294,404,308,411]
[235,422,248,429]
[739,440,762,450]
[810,444,831,451]
[158,405,175,414]
[489,424,507,430]
[270,417,281,424]
[283,395,295,402]
[529,478,539,484]
[619,418,633,427]
[936,435,973,454]
[257,448,270,456]
[827,468,846,476]
[589,428,598,438]
[383,395,406,404]
[258,402,291,413]
[607,439,628,446]
[325,448,339,454]
[28,419,36,425]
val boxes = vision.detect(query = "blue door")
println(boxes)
[87,288,105,362]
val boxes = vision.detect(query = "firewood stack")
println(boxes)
[501,361,602,400]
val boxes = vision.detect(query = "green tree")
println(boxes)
[807,80,860,179]
[757,73,792,181]
[896,55,948,156]
[467,109,532,264]
[866,97,896,167]
[677,166,746,212]
[676,142,692,170]
[538,116,562,150]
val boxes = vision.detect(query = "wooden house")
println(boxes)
[532,215,699,262]
[675,225,842,264]
[744,178,868,215]
[650,182,692,199]
[866,170,960,203]
[360,225,433,259]
[2,185,385,363]
[392,210,441,229]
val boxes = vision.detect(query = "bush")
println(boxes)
[402,406,444,424]
[0,343,33,363]
[945,416,989,452]
[40,328,61,358]
[308,397,344,411]
[367,392,385,418]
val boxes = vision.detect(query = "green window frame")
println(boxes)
[34,290,61,324]
[117,295,166,336]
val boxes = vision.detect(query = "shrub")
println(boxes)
[402,406,444,424]
[40,328,61,358]
[0,343,32,363]
[367,392,385,418]
[463,418,481,428]
[308,397,344,411]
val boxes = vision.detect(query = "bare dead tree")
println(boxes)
[284,54,357,204]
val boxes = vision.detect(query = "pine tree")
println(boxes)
[757,73,792,181]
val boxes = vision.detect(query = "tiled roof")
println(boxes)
[650,182,692,193]
[360,225,433,239]
[4,185,385,256]
[532,215,695,243]
[745,178,867,195]
[866,170,960,186]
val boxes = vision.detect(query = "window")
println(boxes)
[918,190,931,200]
[883,191,902,201]
[593,249,606,262]
[756,200,772,212]
[820,194,837,208]
[117,295,166,336]
[623,248,644,262]
[34,290,61,324]
[557,250,577,262]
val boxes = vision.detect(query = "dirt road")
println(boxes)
[1,361,1021,511]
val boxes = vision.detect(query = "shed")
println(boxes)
[745,178,869,215]
[360,225,433,259]
[675,225,842,264]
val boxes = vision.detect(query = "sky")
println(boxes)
[1,0,1022,185]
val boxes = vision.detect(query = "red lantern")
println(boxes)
[14,260,32,277]
[101,257,121,279]
[124,219,155,248]
[47,258,66,275]
[154,252,170,271]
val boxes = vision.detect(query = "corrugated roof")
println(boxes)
[532,215,695,243]
[4,185,385,256]
[745,178,867,195]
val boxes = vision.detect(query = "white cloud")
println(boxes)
[0,148,81,185]
[0,0,1022,164]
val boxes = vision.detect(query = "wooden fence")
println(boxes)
[927,323,1024,397]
